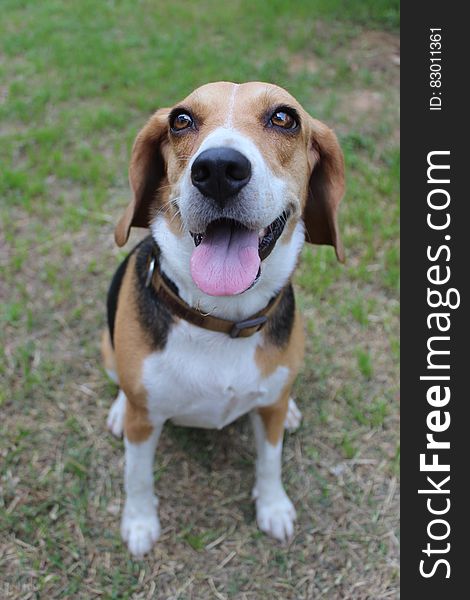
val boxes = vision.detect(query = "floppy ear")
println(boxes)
[304,117,345,262]
[114,108,170,247]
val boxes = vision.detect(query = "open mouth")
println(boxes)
[189,212,289,297]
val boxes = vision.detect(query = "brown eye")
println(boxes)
[270,110,297,130]
[171,112,193,132]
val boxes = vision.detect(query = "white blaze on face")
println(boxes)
[225,83,239,129]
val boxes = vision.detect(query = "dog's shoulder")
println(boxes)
[110,236,175,353]
[264,284,296,347]
[256,284,305,379]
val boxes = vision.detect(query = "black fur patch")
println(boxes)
[107,236,174,350]
[107,253,131,347]
[264,284,295,347]
[133,236,174,350]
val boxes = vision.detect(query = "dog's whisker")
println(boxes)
[151,204,173,220]
[156,183,176,193]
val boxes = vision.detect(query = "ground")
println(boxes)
[0,1,399,598]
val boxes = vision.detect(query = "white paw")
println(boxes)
[121,505,161,557]
[107,390,126,437]
[284,397,302,431]
[256,492,296,542]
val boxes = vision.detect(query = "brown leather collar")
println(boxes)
[145,247,284,339]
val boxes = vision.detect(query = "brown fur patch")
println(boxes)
[304,118,345,261]
[256,308,305,378]
[113,253,155,443]
[101,327,116,375]
[255,309,305,445]
[125,396,154,443]
[115,109,170,247]
[280,213,299,247]
[258,384,291,445]
[149,185,184,238]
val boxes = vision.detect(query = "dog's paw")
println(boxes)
[121,506,160,558]
[107,390,126,437]
[284,397,302,431]
[256,492,296,542]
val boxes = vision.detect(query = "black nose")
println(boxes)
[191,147,252,207]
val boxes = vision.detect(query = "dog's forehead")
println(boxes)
[179,81,303,121]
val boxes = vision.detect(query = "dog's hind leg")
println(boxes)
[107,389,126,437]
[284,397,302,431]
[101,328,119,384]
[102,328,126,437]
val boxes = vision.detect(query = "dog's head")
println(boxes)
[115,82,344,297]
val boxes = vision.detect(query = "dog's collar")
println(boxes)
[145,246,284,339]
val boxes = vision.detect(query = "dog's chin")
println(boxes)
[187,211,290,297]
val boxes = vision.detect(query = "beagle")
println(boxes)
[102,81,345,557]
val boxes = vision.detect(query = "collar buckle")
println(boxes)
[230,315,268,339]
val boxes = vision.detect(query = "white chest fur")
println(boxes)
[141,320,289,429]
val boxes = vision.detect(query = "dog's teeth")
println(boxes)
[258,228,266,239]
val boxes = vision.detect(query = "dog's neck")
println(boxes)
[151,216,305,322]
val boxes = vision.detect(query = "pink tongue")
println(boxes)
[190,223,260,296]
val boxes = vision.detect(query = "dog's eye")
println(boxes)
[270,110,297,130]
[171,112,193,132]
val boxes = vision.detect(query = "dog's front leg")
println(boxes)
[121,400,163,557]
[250,388,296,542]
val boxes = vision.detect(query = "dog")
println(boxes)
[101,81,345,557]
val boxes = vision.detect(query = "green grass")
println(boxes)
[1,1,399,598]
